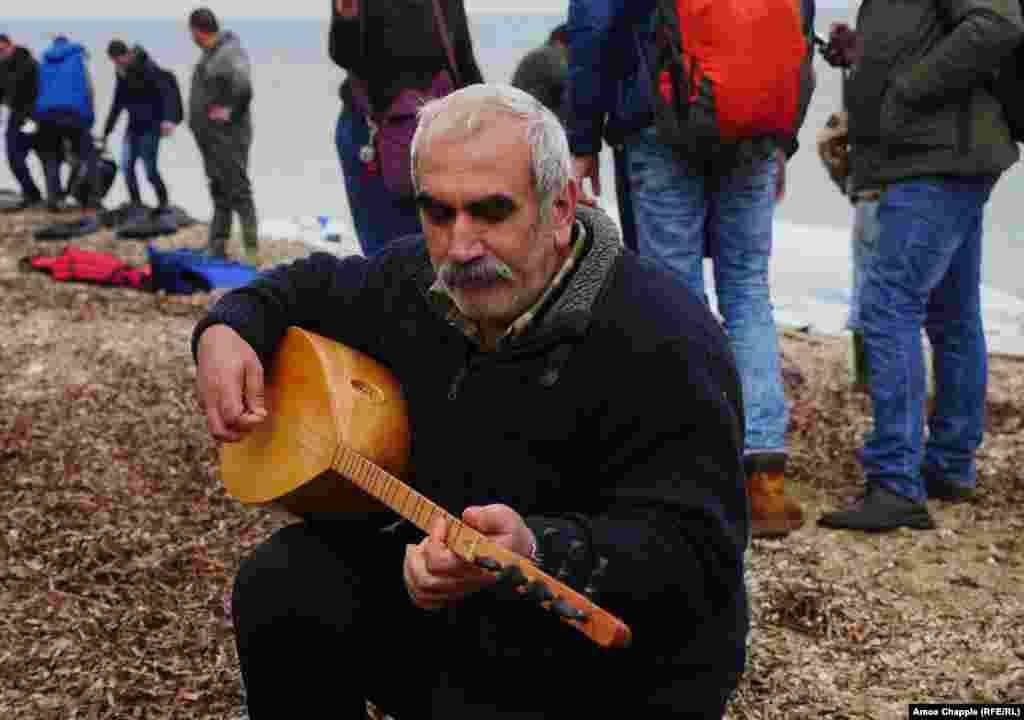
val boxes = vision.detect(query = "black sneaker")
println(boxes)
[922,466,976,502]
[0,196,44,213]
[818,485,935,532]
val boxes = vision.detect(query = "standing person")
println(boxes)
[328,0,483,257]
[34,35,101,222]
[818,0,1024,532]
[0,33,44,211]
[510,23,569,124]
[568,0,817,538]
[101,39,176,222]
[193,84,749,719]
[187,7,259,262]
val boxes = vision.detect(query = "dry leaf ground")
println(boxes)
[1,208,1022,719]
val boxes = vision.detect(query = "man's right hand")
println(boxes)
[195,325,268,442]
[335,0,359,18]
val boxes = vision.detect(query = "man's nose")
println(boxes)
[447,212,483,262]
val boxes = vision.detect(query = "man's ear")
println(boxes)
[552,178,579,252]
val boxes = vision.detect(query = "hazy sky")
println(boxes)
[4,0,848,20]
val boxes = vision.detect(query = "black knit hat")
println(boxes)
[107,39,129,58]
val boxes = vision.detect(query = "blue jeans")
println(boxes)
[335,107,422,257]
[5,119,42,200]
[846,199,881,332]
[860,176,995,502]
[122,130,168,207]
[626,127,788,455]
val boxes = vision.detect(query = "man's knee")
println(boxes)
[232,522,366,631]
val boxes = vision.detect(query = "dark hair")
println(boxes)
[548,23,568,46]
[0,34,11,45]
[189,7,219,34]
[107,39,129,58]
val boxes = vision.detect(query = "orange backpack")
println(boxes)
[647,0,809,157]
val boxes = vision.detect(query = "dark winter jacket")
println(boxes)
[188,31,252,130]
[102,46,175,138]
[846,0,1023,192]
[567,0,817,158]
[35,37,94,128]
[0,46,39,122]
[328,0,484,113]
[192,204,749,717]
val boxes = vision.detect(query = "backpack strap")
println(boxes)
[430,0,462,88]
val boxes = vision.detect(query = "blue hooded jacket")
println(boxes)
[35,37,95,128]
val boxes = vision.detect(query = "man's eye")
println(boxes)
[421,204,455,225]
[471,206,514,224]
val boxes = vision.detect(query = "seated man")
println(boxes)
[193,84,749,719]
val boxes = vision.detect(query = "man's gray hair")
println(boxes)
[410,84,572,221]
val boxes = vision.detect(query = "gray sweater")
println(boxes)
[188,31,252,130]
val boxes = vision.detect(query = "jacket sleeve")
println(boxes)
[152,64,177,125]
[525,336,748,656]
[566,0,655,156]
[191,252,377,368]
[328,0,364,73]
[451,0,484,86]
[893,0,1024,110]
[102,80,125,138]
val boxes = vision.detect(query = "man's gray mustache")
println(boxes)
[439,257,514,289]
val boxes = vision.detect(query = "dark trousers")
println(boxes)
[233,521,449,719]
[192,121,258,254]
[122,130,168,207]
[38,119,99,208]
[5,118,42,201]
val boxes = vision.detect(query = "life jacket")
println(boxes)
[35,38,95,127]
[26,246,151,290]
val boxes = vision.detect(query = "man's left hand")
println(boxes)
[160,121,176,136]
[775,148,787,202]
[403,504,537,611]
[208,105,231,123]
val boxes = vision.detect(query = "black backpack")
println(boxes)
[160,67,185,125]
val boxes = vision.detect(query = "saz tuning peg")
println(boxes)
[523,580,555,604]
[551,597,589,622]
[474,556,502,572]
[497,565,528,588]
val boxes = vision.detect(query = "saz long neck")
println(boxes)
[329,445,632,650]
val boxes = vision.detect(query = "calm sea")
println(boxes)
[2,10,1022,301]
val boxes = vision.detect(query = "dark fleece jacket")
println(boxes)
[327,0,484,112]
[102,46,175,137]
[192,204,749,717]
[0,46,40,121]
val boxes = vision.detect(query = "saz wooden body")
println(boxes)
[220,327,632,650]
[222,327,409,518]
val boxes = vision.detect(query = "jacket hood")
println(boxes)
[43,38,86,63]
[206,31,242,59]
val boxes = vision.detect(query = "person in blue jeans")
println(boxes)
[567,0,817,537]
[101,39,177,220]
[818,0,1023,532]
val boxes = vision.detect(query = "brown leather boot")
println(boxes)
[745,453,804,538]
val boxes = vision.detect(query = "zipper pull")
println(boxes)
[448,365,469,401]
